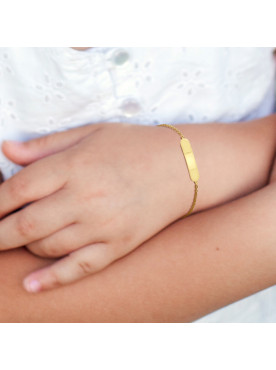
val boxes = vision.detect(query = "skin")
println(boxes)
[0,165,275,322]
[0,117,275,293]
[0,115,275,322]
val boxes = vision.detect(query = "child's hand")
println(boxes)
[0,123,188,292]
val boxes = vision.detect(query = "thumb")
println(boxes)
[1,124,100,166]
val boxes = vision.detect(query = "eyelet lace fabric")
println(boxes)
[0,47,276,323]
[0,47,275,180]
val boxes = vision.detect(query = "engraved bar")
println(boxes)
[180,138,199,182]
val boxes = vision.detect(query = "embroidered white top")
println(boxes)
[0,47,275,322]
[0,47,275,180]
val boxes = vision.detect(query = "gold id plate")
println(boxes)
[180,138,199,182]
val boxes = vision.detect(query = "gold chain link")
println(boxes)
[180,182,198,219]
[157,123,185,139]
[157,123,199,218]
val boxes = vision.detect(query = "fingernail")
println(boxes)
[23,278,41,293]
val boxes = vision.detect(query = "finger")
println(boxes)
[23,242,117,292]
[0,189,76,250]
[2,124,102,166]
[27,223,97,258]
[0,152,67,218]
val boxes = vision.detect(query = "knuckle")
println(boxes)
[77,260,95,275]
[16,213,36,237]
[74,243,113,277]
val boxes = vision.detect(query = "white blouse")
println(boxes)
[0,47,275,180]
[0,47,275,322]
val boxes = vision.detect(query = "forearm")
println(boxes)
[1,180,276,322]
[0,116,274,224]
[152,115,276,216]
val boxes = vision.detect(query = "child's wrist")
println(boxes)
[144,124,198,221]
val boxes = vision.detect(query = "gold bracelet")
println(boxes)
[157,123,199,218]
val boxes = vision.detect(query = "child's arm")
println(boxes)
[0,115,275,292]
[2,115,276,215]
[0,175,276,322]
